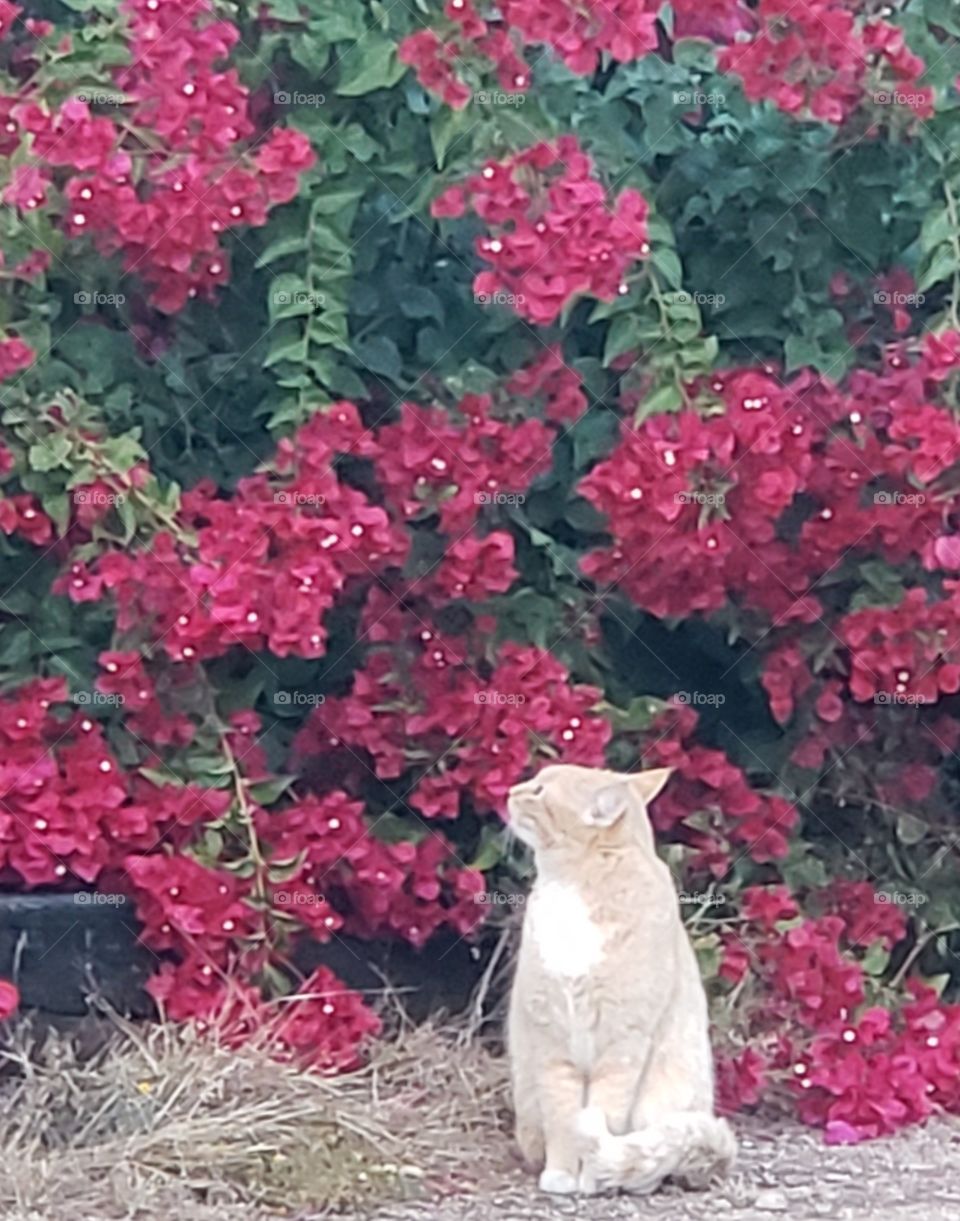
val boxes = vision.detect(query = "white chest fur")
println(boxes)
[528,880,605,977]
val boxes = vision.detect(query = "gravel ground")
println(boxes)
[368,1113,960,1221]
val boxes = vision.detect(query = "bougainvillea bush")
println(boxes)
[2,0,960,1141]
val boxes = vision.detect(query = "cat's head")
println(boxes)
[506,764,672,855]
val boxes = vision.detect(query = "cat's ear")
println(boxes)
[585,782,632,828]
[630,767,673,807]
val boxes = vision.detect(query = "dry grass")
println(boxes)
[0,1007,511,1221]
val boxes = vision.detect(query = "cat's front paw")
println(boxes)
[538,1168,579,1195]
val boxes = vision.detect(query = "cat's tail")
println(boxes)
[576,1104,736,1195]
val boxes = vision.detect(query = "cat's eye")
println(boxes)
[531,783,544,797]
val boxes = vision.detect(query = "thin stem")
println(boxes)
[889,922,960,990]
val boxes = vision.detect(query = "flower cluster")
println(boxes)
[399,3,530,109]
[432,138,650,324]
[580,341,960,659]
[717,2,933,124]
[0,621,485,1066]
[496,0,660,75]
[295,594,611,822]
[403,0,932,127]
[3,0,315,312]
[0,676,228,886]
[717,885,960,1144]
[262,790,486,948]
[372,393,554,534]
[506,345,588,425]
[5,372,596,1061]
[61,403,409,660]
[149,959,382,1072]
[638,703,799,869]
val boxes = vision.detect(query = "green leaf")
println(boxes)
[861,942,890,977]
[399,286,444,321]
[268,273,318,321]
[264,324,309,369]
[917,244,958,293]
[604,695,668,732]
[139,768,183,787]
[784,333,824,372]
[468,827,506,871]
[603,314,640,365]
[256,233,310,269]
[41,492,70,535]
[354,334,403,380]
[310,10,368,41]
[651,247,684,289]
[336,39,407,97]
[310,186,364,218]
[430,106,474,169]
[28,434,72,472]
[247,776,297,806]
[636,383,683,418]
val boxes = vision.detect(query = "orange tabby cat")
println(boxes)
[507,763,736,1195]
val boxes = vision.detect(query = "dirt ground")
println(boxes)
[369,1113,960,1221]
[1,1017,957,1221]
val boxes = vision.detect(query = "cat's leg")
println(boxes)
[511,1054,545,1170]
[588,1044,649,1134]
[537,1060,586,1194]
[577,1047,649,1193]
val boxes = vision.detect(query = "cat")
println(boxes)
[506,763,736,1195]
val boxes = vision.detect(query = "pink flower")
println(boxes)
[0,980,19,1020]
